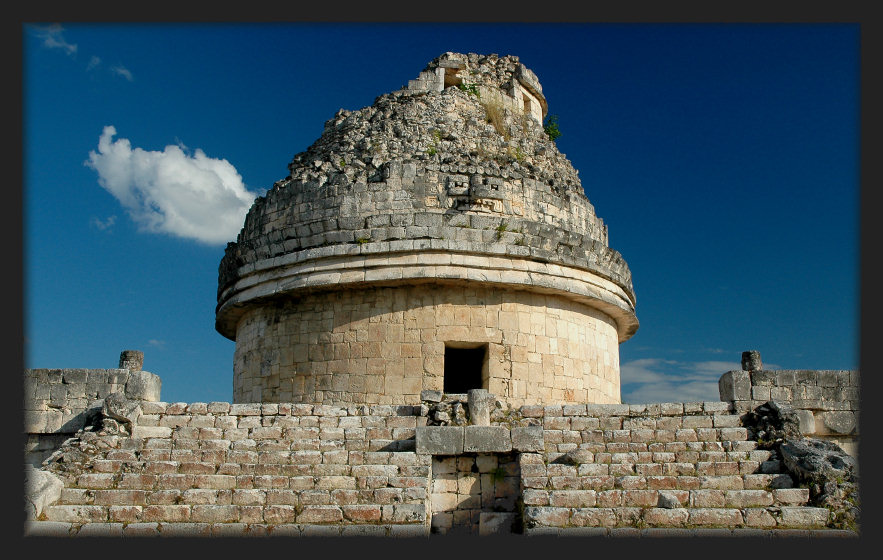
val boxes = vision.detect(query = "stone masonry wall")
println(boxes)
[232,284,621,406]
[34,401,431,537]
[718,351,859,456]
[27,397,855,537]
[24,351,161,467]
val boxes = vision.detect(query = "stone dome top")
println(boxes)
[216,53,637,342]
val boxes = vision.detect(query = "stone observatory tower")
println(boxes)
[216,53,638,406]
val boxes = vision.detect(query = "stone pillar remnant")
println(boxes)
[119,350,144,372]
[742,350,762,372]
[468,389,492,426]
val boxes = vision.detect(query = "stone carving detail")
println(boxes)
[443,174,505,213]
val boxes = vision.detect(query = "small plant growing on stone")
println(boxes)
[490,466,507,483]
[544,114,561,141]
[427,129,442,156]
[496,221,508,240]
[356,237,371,245]
[457,82,480,97]
[482,96,508,140]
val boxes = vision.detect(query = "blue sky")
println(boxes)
[23,23,860,405]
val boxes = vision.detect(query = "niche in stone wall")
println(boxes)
[430,453,521,535]
[443,67,464,89]
[443,343,488,394]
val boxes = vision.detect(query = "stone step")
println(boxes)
[523,503,830,530]
[522,487,809,508]
[26,520,429,537]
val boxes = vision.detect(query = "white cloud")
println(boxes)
[688,360,742,377]
[624,380,722,404]
[619,354,786,404]
[620,357,741,403]
[90,215,117,231]
[85,126,260,245]
[32,24,77,56]
[619,358,679,384]
[111,65,134,82]
[87,56,101,71]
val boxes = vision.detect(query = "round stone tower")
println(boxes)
[216,52,638,406]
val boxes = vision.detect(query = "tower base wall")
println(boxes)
[232,283,622,406]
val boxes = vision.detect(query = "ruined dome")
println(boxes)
[216,52,638,405]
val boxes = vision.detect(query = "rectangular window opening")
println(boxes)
[443,343,488,394]
[444,67,463,89]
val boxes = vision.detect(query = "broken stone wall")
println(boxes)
[24,351,161,466]
[718,354,858,456]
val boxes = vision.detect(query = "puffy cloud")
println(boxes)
[85,126,260,245]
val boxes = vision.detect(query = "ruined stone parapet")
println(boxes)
[718,351,859,456]
[216,53,638,406]
[24,351,161,466]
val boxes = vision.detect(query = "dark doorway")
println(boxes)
[443,345,486,393]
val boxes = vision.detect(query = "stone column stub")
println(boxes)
[742,350,762,372]
[119,350,144,372]
[468,389,492,426]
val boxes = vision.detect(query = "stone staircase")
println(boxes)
[25,399,857,536]
[515,402,847,535]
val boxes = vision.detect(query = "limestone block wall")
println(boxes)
[429,453,521,535]
[718,354,859,456]
[513,402,839,535]
[35,402,431,536]
[28,399,856,536]
[219,160,631,298]
[24,351,161,466]
[232,284,621,406]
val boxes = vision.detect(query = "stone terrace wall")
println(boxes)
[24,351,161,467]
[27,399,856,537]
[33,402,431,537]
[512,402,840,535]
[718,351,859,456]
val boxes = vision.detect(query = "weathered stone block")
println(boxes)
[643,507,689,527]
[779,506,829,528]
[45,505,108,523]
[298,505,344,523]
[773,488,810,505]
[511,426,544,451]
[688,508,743,527]
[416,426,463,455]
[821,411,856,434]
[463,426,512,453]
[524,506,570,527]
[725,489,773,507]
[718,370,751,401]
[124,370,162,401]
